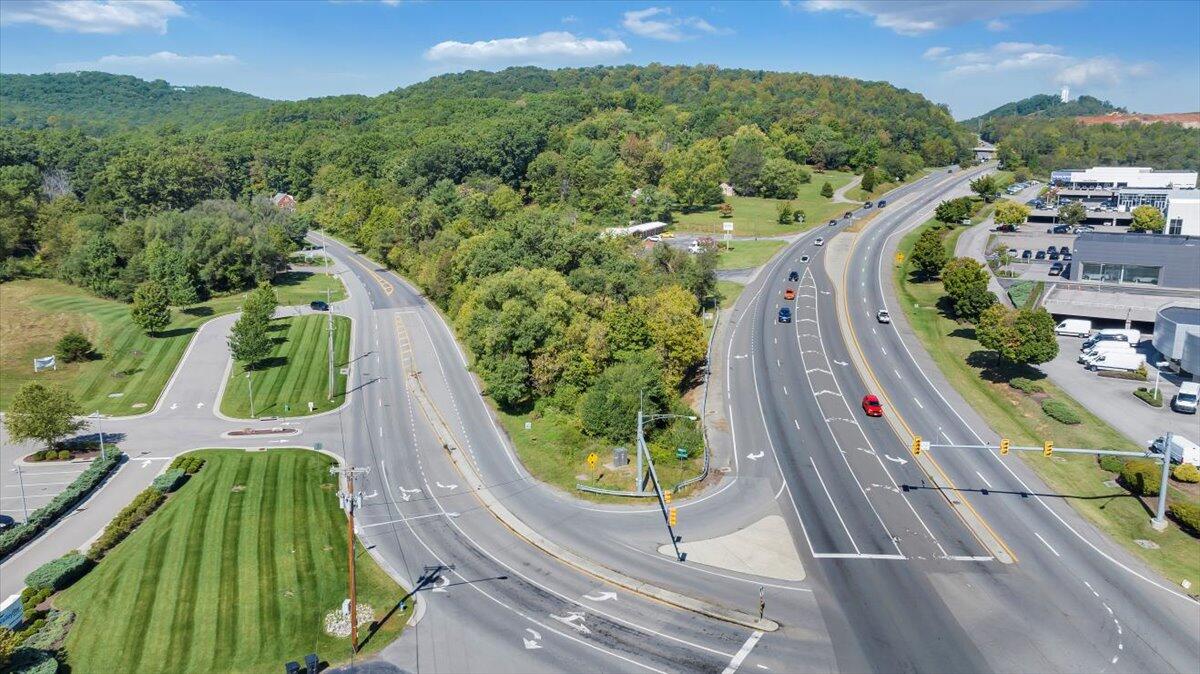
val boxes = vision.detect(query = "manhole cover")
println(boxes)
[1134,539,1160,549]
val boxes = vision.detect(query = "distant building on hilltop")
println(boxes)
[271,192,296,211]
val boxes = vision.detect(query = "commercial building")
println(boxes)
[1067,232,1200,288]
[1165,190,1200,236]
[601,221,668,238]
[1050,166,1198,190]
[1153,306,1200,377]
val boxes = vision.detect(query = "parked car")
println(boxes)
[1035,250,1047,260]
[814,237,825,246]
[310,300,329,311]
[778,307,792,323]
[1172,382,1200,414]
[1007,248,1019,257]
[660,232,675,239]
[1085,351,1145,373]
[1046,245,1058,253]
[876,309,891,324]
[1048,262,1064,275]
[784,288,796,301]
[1151,434,1200,465]
[1073,225,1095,233]
[861,395,883,417]
[647,234,662,242]
[1048,251,1060,261]
[1047,225,1071,234]
[788,270,800,282]
[1083,329,1141,349]
[844,211,854,219]
[1062,253,1072,261]
[1054,319,1092,337]
[1078,341,1133,363]
[1062,262,1072,277]
[1059,246,1070,255]
[1022,250,1033,260]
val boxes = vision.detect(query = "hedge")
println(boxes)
[1168,502,1200,537]
[1041,399,1081,425]
[1009,377,1045,394]
[1133,387,1163,407]
[87,488,166,560]
[1172,463,1200,483]
[5,647,57,674]
[1097,455,1125,473]
[152,469,187,493]
[168,455,206,474]
[0,451,123,558]
[25,553,91,591]
[1098,365,1148,381]
[1119,459,1162,497]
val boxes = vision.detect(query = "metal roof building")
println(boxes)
[1067,232,1200,289]
[1154,306,1200,377]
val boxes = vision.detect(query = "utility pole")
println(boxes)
[91,411,106,460]
[326,287,335,401]
[1153,432,1173,530]
[330,464,369,652]
[245,372,256,419]
[11,467,28,520]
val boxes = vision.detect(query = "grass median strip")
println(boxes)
[220,314,351,419]
[894,218,1200,584]
[675,171,856,237]
[57,449,409,674]
[1,272,346,415]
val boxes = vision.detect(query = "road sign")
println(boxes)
[894,252,905,263]
[675,447,689,460]
[314,442,323,451]
[722,222,734,232]
[586,452,598,470]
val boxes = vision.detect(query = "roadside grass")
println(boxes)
[57,449,409,674]
[0,272,345,415]
[220,315,350,419]
[496,407,705,502]
[717,239,787,270]
[716,281,746,309]
[675,171,856,237]
[847,168,940,202]
[894,218,1200,584]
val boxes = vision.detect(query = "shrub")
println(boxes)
[22,610,75,651]
[1008,377,1044,394]
[1097,455,1125,473]
[1169,502,1200,537]
[0,451,122,558]
[1172,462,1200,483]
[55,450,70,461]
[1119,459,1162,496]
[20,587,51,613]
[1133,387,1163,406]
[152,469,187,493]
[168,455,206,474]
[87,488,166,560]
[25,553,91,591]
[55,330,93,363]
[1098,365,1148,381]
[1041,399,1081,424]
[5,647,58,674]
[28,452,42,463]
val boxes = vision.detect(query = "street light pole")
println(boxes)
[246,372,256,419]
[92,411,106,460]
[12,466,28,520]
[1153,432,1173,530]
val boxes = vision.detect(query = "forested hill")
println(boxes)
[0,71,273,133]
[961,93,1122,126]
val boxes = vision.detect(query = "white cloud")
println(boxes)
[424,31,629,63]
[622,6,729,41]
[798,1,1077,36]
[922,46,949,60]
[1056,57,1152,88]
[55,52,240,78]
[926,42,1153,92]
[0,0,184,34]
[986,19,1009,31]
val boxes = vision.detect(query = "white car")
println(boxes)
[814,237,825,246]
[647,235,662,242]
[876,309,891,323]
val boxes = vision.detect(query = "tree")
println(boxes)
[663,140,724,209]
[717,202,733,218]
[934,197,972,225]
[969,175,1000,202]
[243,282,278,323]
[941,257,996,321]
[994,200,1030,228]
[227,313,272,368]
[644,285,707,390]
[1130,205,1165,233]
[1057,201,1087,226]
[756,158,807,199]
[579,355,667,442]
[4,382,85,451]
[56,330,94,363]
[129,282,171,335]
[820,181,834,198]
[860,166,877,193]
[910,228,949,279]
[727,126,770,195]
[976,305,1059,365]
[776,201,794,224]
[481,353,530,409]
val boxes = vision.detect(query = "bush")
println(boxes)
[0,451,122,558]
[1041,399,1081,425]
[152,469,187,493]
[55,450,70,461]
[55,331,93,363]
[28,452,42,462]
[24,553,91,591]
[1097,365,1148,381]
[1009,377,1044,394]
[22,611,75,651]
[87,488,166,560]
[1172,462,1200,483]
[1119,459,1162,496]
[1097,455,1125,473]
[1168,502,1200,537]
[168,455,206,474]
[5,646,58,674]
[1133,387,1163,406]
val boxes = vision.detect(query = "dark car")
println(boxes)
[877,200,887,208]
[1047,225,1071,234]
[787,270,800,282]
[1059,246,1070,255]
[1049,262,1064,276]
[310,300,329,311]
[800,255,810,263]
[1048,250,1060,260]
[1062,252,1072,261]
[861,395,883,417]
[778,307,792,324]
[843,211,854,219]
[863,201,874,209]
[1022,250,1032,260]
[1062,263,1072,277]
[828,219,838,226]
[1035,250,1046,260]
[1046,245,1058,253]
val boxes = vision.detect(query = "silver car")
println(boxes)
[876,309,891,323]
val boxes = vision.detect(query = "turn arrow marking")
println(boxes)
[435,482,458,491]
[746,451,765,461]
[583,591,618,602]
[884,454,909,466]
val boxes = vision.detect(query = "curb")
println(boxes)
[405,370,779,632]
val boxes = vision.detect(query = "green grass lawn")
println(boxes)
[894,218,1200,584]
[715,280,745,309]
[57,449,409,674]
[717,239,787,270]
[220,315,351,419]
[675,171,856,237]
[0,272,345,415]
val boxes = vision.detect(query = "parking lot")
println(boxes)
[2,461,89,524]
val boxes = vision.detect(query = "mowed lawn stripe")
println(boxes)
[255,454,283,650]
[214,455,252,665]
[234,456,268,659]
[165,465,220,671]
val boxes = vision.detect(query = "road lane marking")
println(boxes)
[809,552,906,560]
[975,471,993,489]
[721,631,764,674]
[912,397,923,409]
[809,456,860,554]
[782,386,788,395]
[1034,532,1060,557]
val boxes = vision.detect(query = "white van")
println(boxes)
[1082,329,1141,350]
[1085,351,1145,372]
[1151,434,1200,466]
[1055,319,1092,337]
[1172,382,1199,414]
[1078,341,1133,364]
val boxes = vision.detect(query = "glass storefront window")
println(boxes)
[1122,264,1160,285]
[1079,262,1160,284]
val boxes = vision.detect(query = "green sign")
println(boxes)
[314,442,323,451]
[675,448,689,460]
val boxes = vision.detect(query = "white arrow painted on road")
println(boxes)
[884,454,909,466]
[550,612,590,634]
[436,482,458,491]
[196,402,205,408]
[526,628,542,640]
[833,360,849,366]
[746,451,765,461]
[806,367,832,375]
[170,403,178,410]
[583,591,618,602]
[523,628,543,650]
[733,354,749,360]
[363,490,378,499]
[140,459,152,468]
[814,390,841,397]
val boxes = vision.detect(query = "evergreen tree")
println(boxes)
[861,167,877,193]
[820,181,834,198]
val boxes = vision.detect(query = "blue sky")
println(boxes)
[2,1,1198,119]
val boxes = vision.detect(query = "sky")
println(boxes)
[1,0,1198,119]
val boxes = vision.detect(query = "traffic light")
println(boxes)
[1043,440,1053,457]
[663,490,672,505]
[999,438,1010,455]
[911,435,922,456]
[668,507,677,527]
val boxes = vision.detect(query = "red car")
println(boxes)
[784,288,796,300]
[861,395,883,417]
